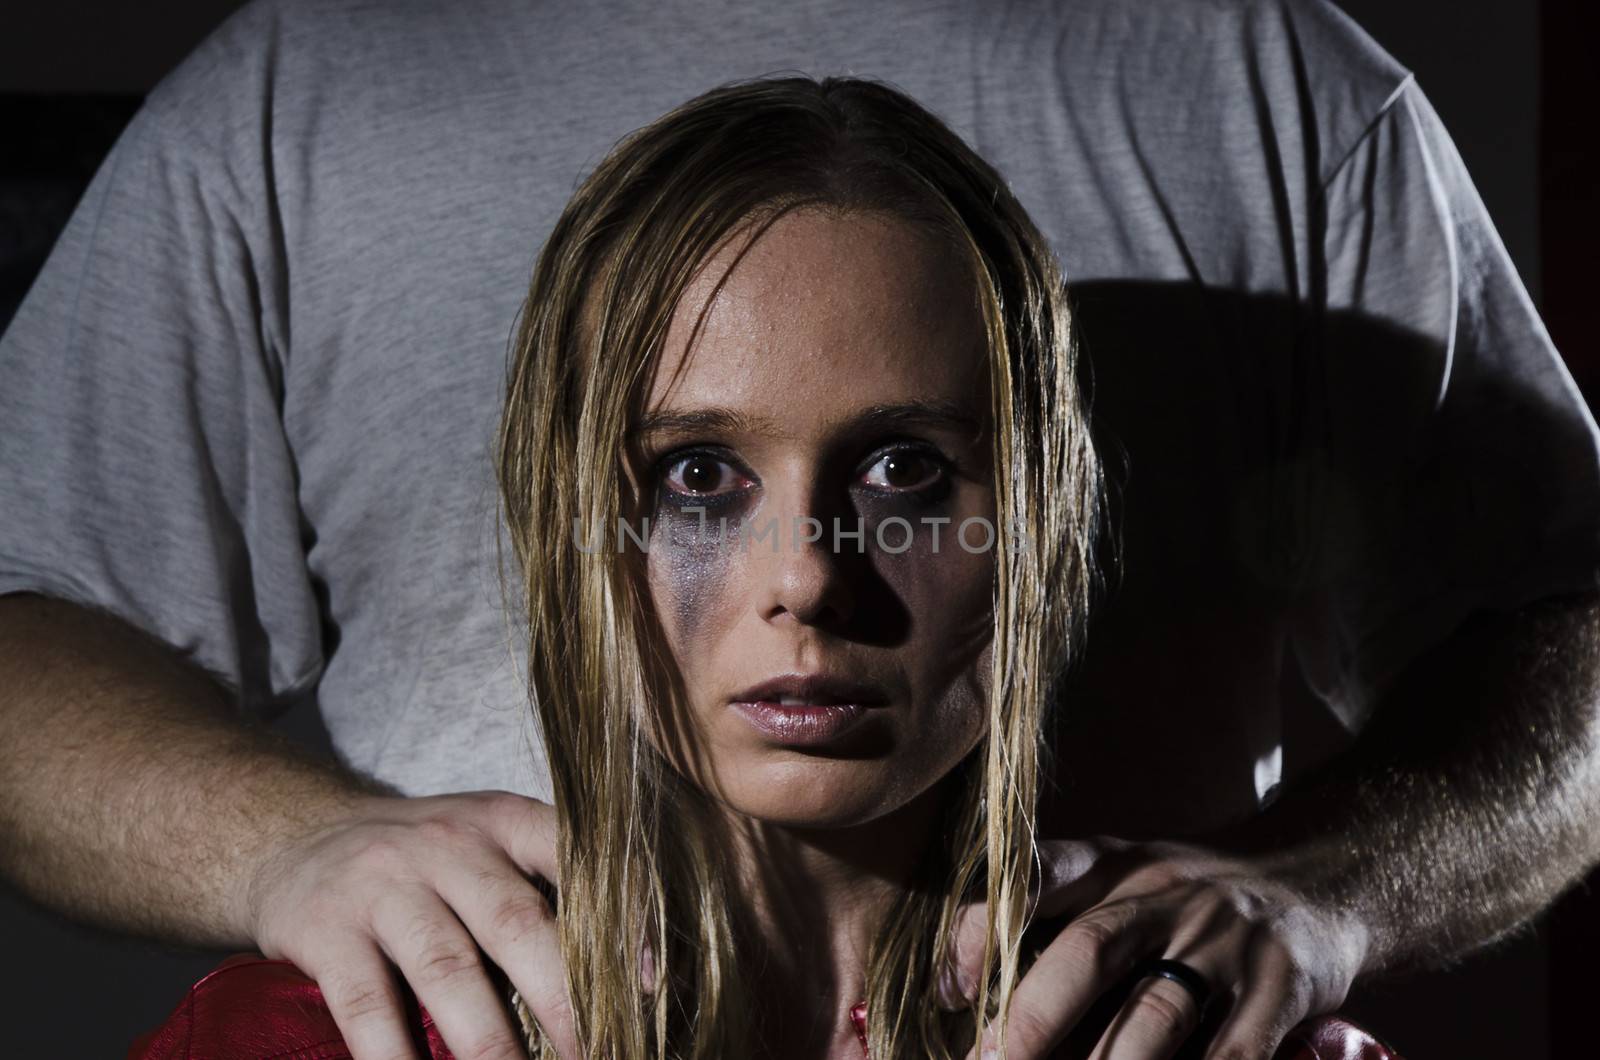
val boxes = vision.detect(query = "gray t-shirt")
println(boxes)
[4,0,1596,835]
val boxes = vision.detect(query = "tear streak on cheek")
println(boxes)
[649,508,739,650]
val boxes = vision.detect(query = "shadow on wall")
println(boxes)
[1044,285,1577,1060]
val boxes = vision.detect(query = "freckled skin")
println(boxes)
[641,208,997,828]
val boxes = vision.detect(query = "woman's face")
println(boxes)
[635,207,996,828]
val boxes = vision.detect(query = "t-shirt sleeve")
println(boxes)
[0,2,325,716]
[1288,75,1600,733]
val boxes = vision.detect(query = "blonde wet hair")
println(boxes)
[495,74,1106,1058]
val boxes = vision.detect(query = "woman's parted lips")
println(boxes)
[729,672,892,707]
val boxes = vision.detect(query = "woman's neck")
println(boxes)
[717,781,949,1058]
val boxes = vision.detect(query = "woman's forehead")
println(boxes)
[645,208,989,425]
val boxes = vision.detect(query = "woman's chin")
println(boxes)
[730,799,879,830]
[712,767,917,831]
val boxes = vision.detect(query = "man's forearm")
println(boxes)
[1214,589,1600,976]
[0,592,384,947]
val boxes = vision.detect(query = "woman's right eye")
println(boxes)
[658,452,753,498]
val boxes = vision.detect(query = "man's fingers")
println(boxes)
[439,848,582,1057]
[1085,972,1209,1060]
[1200,942,1310,1060]
[374,890,529,1060]
[944,837,1128,1009]
[302,944,423,1060]
[964,903,1167,1060]
[472,790,561,885]
[245,793,576,1058]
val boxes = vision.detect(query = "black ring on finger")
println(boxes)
[1133,957,1214,1015]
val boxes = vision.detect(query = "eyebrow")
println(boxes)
[632,399,984,441]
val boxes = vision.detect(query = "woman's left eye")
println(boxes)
[858,449,947,492]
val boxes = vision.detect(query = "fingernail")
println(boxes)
[938,960,971,1010]
[639,940,656,993]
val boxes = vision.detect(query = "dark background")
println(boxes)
[0,1,1593,1055]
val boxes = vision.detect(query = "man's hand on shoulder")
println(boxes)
[943,837,1369,1060]
[241,789,577,1060]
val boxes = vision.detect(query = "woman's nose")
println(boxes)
[754,490,857,629]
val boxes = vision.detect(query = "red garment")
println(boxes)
[130,954,1406,1059]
